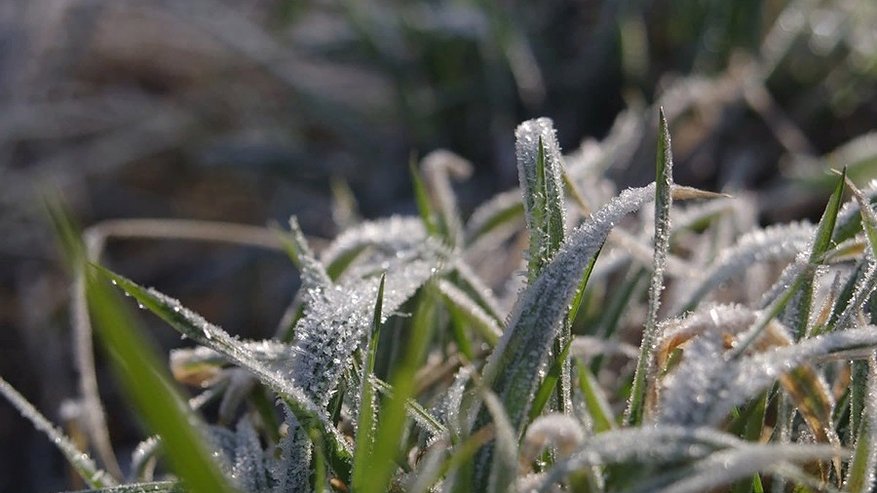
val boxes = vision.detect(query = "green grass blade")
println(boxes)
[85,267,237,493]
[361,287,437,493]
[411,160,441,237]
[575,358,616,433]
[352,274,385,490]
[94,266,354,482]
[845,352,877,493]
[626,107,674,426]
[0,376,116,489]
[528,339,573,421]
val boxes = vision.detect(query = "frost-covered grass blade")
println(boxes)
[627,107,674,426]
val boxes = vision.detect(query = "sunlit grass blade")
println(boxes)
[86,268,237,493]
[361,287,437,493]
[0,376,116,489]
[845,352,877,492]
[94,266,353,482]
[351,274,385,491]
[626,107,674,426]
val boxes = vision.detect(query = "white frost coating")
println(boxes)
[290,247,445,408]
[481,184,657,431]
[271,412,311,493]
[672,222,815,314]
[649,443,846,493]
[536,425,744,491]
[288,217,331,295]
[116,279,349,456]
[834,259,877,332]
[522,414,585,462]
[515,117,567,278]
[464,189,523,244]
[232,418,270,492]
[472,184,657,487]
[319,216,428,273]
[0,375,116,488]
[844,353,877,492]
[437,366,472,440]
[659,326,877,428]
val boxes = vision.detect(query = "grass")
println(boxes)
[3,2,877,490]
[5,104,877,492]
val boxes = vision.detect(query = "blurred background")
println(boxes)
[1,0,876,490]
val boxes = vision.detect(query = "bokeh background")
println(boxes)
[1,0,876,490]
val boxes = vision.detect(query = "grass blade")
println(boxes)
[845,352,877,492]
[0,376,115,489]
[473,183,658,490]
[361,287,438,493]
[626,107,674,426]
[575,358,616,433]
[94,266,354,483]
[351,274,385,491]
[86,267,237,493]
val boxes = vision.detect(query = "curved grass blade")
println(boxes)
[319,216,430,280]
[626,106,674,426]
[537,426,745,491]
[673,222,815,314]
[659,325,877,428]
[94,266,353,483]
[627,443,844,493]
[464,189,524,247]
[351,274,385,491]
[86,267,238,493]
[472,183,659,490]
[0,376,116,489]
[420,150,472,246]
